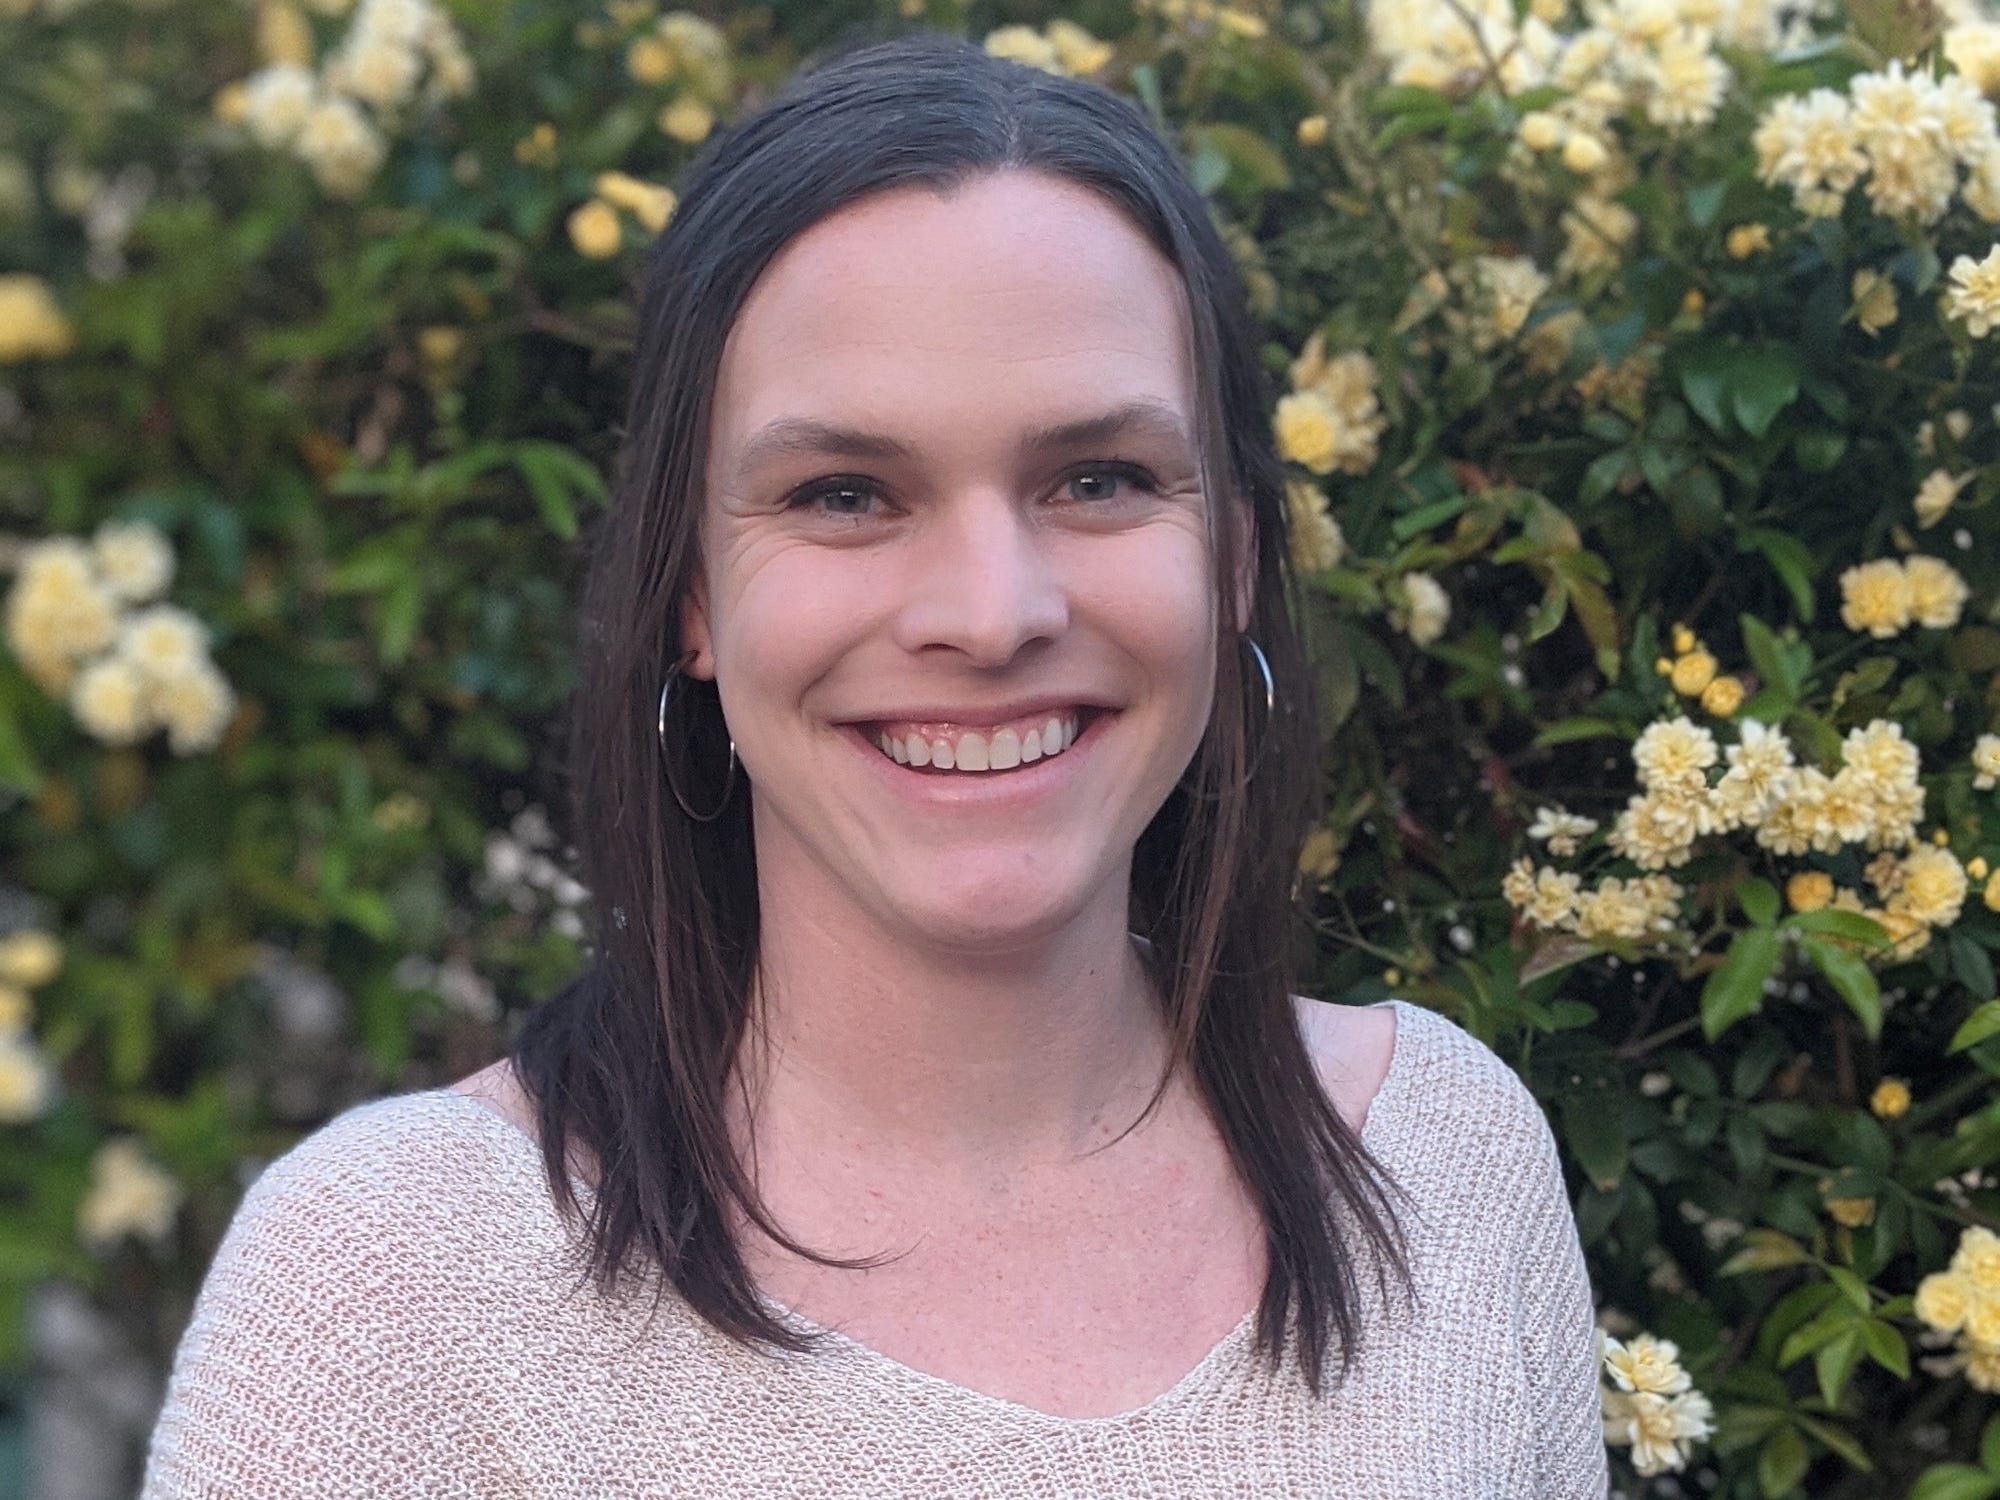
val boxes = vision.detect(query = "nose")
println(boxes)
[894,490,1069,666]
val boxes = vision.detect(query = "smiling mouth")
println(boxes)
[864,709,1099,774]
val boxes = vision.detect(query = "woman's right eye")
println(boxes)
[786,478,881,517]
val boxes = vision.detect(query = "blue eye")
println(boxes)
[1064,463,1158,503]
[787,479,880,516]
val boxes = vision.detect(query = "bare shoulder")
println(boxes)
[446,1058,538,1137]
[1290,995,1398,1135]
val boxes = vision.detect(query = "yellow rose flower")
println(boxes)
[1851,269,1898,336]
[1699,675,1744,716]
[0,931,61,989]
[1986,870,2000,913]
[1906,554,1971,629]
[417,325,462,367]
[1669,651,1717,696]
[1518,111,1563,152]
[658,96,715,144]
[1839,558,1913,638]
[1869,1077,1911,1120]
[1917,1270,1972,1332]
[514,122,557,168]
[627,35,675,85]
[1274,390,1342,474]
[1297,114,1329,147]
[1561,131,1609,174]
[1967,1294,2000,1345]
[1725,223,1772,259]
[595,171,677,234]
[0,1035,52,1122]
[1787,871,1834,913]
[0,275,78,363]
[567,200,622,259]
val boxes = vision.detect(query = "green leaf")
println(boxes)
[1719,1228,1811,1275]
[1950,999,2000,1054]
[1733,342,1802,439]
[1740,529,1819,622]
[1758,1425,1809,1497]
[1980,1413,2000,1473]
[1911,1466,2000,1500]
[1390,493,1473,540]
[1533,716,1623,747]
[1796,1413,1874,1471]
[1800,934,1883,1039]
[1814,1324,1864,1407]
[1679,342,1732,433]
[0,694,40,796]
[1827,1266,1872,1312]
[1951,933,1998,1003]
[1189,123,1292,191]
[1792,428,1847,473]
[1740,878,1780,928]
[1741,614,1802,698]
[1862,1316,1909,1378]
[1784,908,1892,948]
[1686,180,1727,228]
[1561,1088,1629,1191]
[1703,928,1782,1041]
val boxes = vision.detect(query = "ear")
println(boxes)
[678,572,716,681]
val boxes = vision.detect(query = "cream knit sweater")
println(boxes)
[140,999,1611,1497]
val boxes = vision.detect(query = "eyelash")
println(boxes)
[783,461,1162,518]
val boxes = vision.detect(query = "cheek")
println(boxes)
[707,543,883,724]
[1068,525,1219,694]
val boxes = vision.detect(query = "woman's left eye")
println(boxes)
[1062,463,1157,504]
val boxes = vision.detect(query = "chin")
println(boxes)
[870,867,1101,955]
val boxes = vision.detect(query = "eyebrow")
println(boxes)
[726,398,1199,487]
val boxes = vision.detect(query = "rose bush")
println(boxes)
[6,0,2000,1492]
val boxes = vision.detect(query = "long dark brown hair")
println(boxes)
[510,29,1415,1395]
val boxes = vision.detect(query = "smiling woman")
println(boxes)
[139,30,1609,1500]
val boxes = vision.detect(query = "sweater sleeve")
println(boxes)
[139,1105,526,1500]
[1509,1087,1612,1499]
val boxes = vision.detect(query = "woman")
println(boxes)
[142,32,1608,1497]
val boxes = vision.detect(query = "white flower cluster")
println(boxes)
[1465,254,1552,350]
[1509,699,1975,958]
[1975,732,2000,790]
[477,804,590,942]
[1598,1330,1715,1476]
[1272,332,1387,477]
[1391,571,1452,646]
[3,523,236,754]
[77,1136,184,1251]
[1284,481,1348,573]
[1753,61,2000,224]
[1368,0,1784,140]
[220,0,475,198]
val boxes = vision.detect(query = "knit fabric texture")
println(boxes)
[140,998,1611,1497]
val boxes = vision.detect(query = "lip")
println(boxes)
[841,709,1114,804]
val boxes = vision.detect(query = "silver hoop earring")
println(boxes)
[1243,636,1275,720]
[657,669,737,823]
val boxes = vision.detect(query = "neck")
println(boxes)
[733,852,1176,1175]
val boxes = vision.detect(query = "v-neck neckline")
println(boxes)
[418,997,1420,1428]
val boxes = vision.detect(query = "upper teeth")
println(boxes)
[874,713,1081,773]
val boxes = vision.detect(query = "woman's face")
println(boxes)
[686,169,1229,954]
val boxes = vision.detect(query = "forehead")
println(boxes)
[708,171,1197,457]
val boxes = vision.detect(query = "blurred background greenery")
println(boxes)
[8,0,2000,1492]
